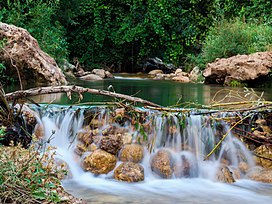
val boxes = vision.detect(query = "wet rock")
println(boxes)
[151,149,173,178]
[174,155,198,178]
[34,123,44,139]
[99,134,123,155]
[203,51,272,86]
[74,143,87,156]
[119,144,144,163]
[247,167,272,183]
[0,22,67,85]
[172,75,190,83]
[80,74,103,81]
[114,162,144,182]
[189,66,201,82]
[238,162,250,174]
[217,166,235,183]
[148,69,163,75]
[92,69,106,78]
[254,145,272,169]
[83,149,117,174]
[77,131,92,145]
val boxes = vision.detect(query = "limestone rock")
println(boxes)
[148,69,164,75]
[247,167,272,183]
[172,75,190,83]
[217,166,235,183]
[92,69,106,78]
[203,52,272,86]
[254,145,272,169]
[80,74,103,81]
[150,149,173,178]
[77,131,92,145]
[99,134,123,155]
[83,149,117,174]
[114,162,144,182]
[0,22,67,85]
[119,144,144,163]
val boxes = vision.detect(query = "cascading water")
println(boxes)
[33,105,271,204]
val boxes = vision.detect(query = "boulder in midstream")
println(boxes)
[150,149,173,179]
[99,134,123,155]
[114,162,144,182]
[119,144,144,163]
[216,166,235,183]
[82,149,117,174]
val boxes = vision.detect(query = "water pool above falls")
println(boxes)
[33,105,272,204]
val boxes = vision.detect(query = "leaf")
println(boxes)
[32,189,46,200]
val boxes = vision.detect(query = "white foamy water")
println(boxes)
[35,106,272,204]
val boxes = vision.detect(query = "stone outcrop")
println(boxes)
[82,149,117,174]
[0,22,67,85]
[119,144,144,163]
[150,149,173,178]
[217,166,236,183]
[203,52,272,86]
[114,162,144,182]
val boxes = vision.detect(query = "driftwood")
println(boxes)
[5,85,161,108]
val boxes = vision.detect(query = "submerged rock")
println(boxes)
[247,167,272,183]
[0,22,67,85]
[119,144,144,163]
[114,162,144,182]
[82,149,117,174]
[217,166,235,183]
[151,149,173,178]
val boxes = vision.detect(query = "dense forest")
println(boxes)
[0,0,271,73]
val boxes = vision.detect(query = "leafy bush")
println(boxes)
[0,143,68,203]
[199,19,272,66]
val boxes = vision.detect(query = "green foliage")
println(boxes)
[199,19,272,66]
[65,0,214,71]
[0,144,67,203]
[0,0,68,64]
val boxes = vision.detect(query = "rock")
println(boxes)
[254,145,272,169]
[77,131,92,145]
[114,162,144,182]
[122,132,133,145]
[99,134,123,155]
[172,75,190,83]
[203,52,272,86]
[0,22,67,85]
[174,155,198,178]
[217,166,235,183]
[150,149,173,178]
[247,167,272,183]
[189,66,201,82]
[238,162,250,174]
[148,69,164,75]
[174,68,183,75]
[105,70,114,78]
[82,149,117,174]
[92,69,106,78]
[80,74,103,81]
[119,144,144,163]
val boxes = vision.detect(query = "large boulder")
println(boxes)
[0,22,67,85]
[99,134,123,155]
[82,149,117,174]
[114,162,144,182]
[247,167,272,183]
[203,52,272,86]
[119,144,144,163]
[150,149,173,178]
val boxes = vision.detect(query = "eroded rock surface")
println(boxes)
[82,149,117,174]
[0,22,67,85]
[119,144,144,163]
[203,52,272,86]
[114,162,144,182]
[150,149,173,178]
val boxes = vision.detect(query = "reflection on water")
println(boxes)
[9,76,270,107]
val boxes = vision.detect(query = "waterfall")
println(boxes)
[29,105,272,204]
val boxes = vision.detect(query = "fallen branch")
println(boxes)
[5,85,162,108]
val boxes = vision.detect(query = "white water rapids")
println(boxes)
[34,105,272,204]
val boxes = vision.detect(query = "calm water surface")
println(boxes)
[11,75,272,107]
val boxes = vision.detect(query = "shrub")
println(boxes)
[199,19,272,66]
